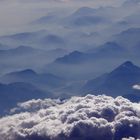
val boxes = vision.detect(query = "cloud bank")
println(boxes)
[0,94,140,140]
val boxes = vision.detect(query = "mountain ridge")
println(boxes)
[83,61,140,100]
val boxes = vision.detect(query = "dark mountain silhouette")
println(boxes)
[83,61,140,101]
[54,42,126,65]
[45,42,128,80]
[0,82,51,115]
[55,51,86,64]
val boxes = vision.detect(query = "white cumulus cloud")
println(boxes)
[0,94,140,140]
[133,84,140,90]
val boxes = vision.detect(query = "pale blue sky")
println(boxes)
[0,0,125,35]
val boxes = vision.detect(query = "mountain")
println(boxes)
[87,42,126,57]
[0,45,68,76]
[44,42,128,80]
[0,30,65,49]
[113,28,140,52]
[33,7,105,27]
[0,45,67,59]
[54,42,126,64]
[0,30,47,42]
[44,50,93,80]
[0,32,37,47]
[0,46,39,57]
[83,61,140,101]
[0,69,66,90]
[55,51,87,64]
[70,16,106,26]
[63,7,109,27]
[123,12,140,26]
[0,82,51,115]
[0,69,37,83]
[0,20,66,49]
[10,46,37,53]
[72,7,96,16]
[0,46,41,75]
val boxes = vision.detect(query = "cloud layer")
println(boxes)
[0,94,140,140]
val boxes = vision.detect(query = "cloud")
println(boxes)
[0,94,140,140]
[10,98,62,113]
[133,85,140,90]
[122,138,140,140]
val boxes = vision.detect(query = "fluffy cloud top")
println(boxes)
[0,94,140,140]
[122,138,140,140]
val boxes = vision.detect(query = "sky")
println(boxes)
[0,0,126,35]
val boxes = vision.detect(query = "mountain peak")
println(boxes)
[109,61,140,77]
[83,61,140,97]
[55,50,85,64]
[74,7,95,16]
[120,61,134,68]
[19,69,36,74]
[7,69,37,76]
[70,50,83,56]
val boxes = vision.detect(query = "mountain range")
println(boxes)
[0,69,66,90]
[0,2,140,116]
[1,60,140,111]
[0,45,68,75]
[0,30,65,50]
[0,69,66,115]
[44,41,129,80]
